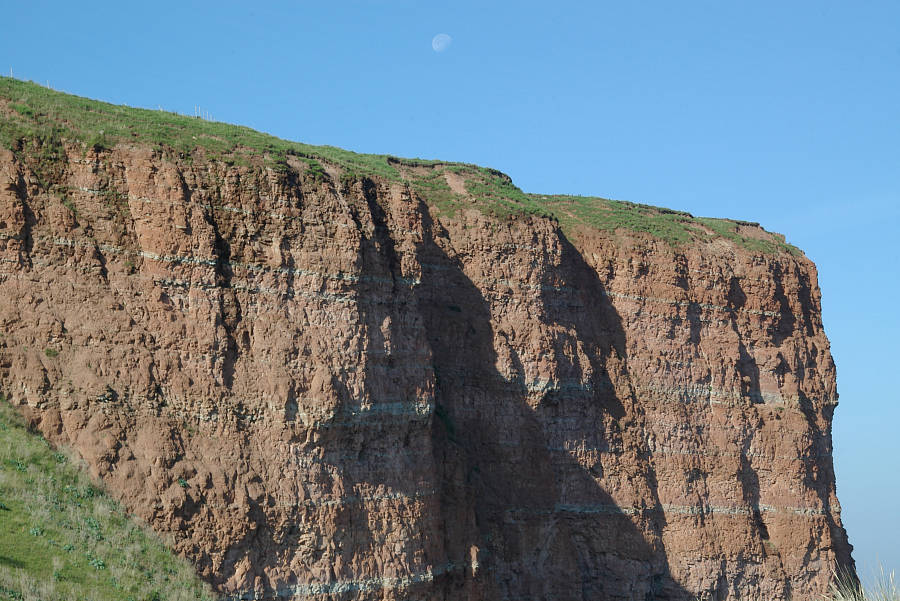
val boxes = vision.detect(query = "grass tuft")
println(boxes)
[830,567,899,601]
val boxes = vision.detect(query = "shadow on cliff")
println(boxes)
[215,181,695,600]
[760,266,853,578]
[796,392,856,579]
[726,277,770,553]
[725,274,855,593]
[408,201,692,601]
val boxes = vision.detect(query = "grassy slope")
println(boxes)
[0,398,216,601]
[0,76,797,254]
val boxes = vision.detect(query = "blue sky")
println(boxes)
[4,0,899,585]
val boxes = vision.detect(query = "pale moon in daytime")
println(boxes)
[2,2,899,600]
[432,33,452,52]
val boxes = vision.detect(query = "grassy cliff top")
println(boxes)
[0,398,215,601]
[0,77,798,255]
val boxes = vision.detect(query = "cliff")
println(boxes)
[0,78,854,600]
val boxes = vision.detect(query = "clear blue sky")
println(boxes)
[4,0,898,585]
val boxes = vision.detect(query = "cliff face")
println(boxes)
[0,140,853,600]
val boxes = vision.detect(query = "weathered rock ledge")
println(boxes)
[0,138,853,600]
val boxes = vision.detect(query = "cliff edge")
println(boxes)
[0,78,854,600]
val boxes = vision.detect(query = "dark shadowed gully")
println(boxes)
[0,137,853,601]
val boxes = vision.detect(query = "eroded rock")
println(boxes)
[0,146,853,600]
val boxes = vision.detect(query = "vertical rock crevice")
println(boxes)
[0,146,854,601]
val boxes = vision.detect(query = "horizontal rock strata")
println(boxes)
[0,144,853,600]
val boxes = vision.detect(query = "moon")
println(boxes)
[432,33,452,53]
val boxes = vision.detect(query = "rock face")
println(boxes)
[0,143,853,600]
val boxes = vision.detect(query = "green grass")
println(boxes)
[0,76,406,179]
[530,194,801,254]
[829,568,899,601]
[0,76,798,255]
[0,397,216,601]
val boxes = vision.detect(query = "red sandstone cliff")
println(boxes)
[0,138,853,600]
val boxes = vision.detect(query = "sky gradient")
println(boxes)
[3,0,899,586]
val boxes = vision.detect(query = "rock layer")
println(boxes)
[0,143,853,600]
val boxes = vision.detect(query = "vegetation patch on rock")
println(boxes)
[0,76,800,255]
[0,397,215,601]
